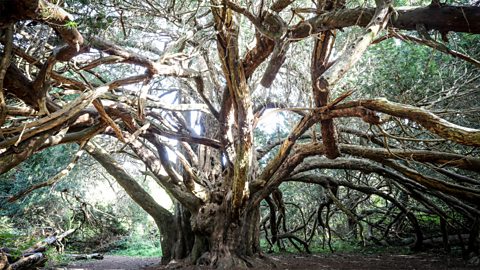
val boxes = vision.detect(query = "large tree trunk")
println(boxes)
[191,199,269,269]
[170,203,198,261]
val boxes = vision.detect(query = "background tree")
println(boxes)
[1,0,480,268]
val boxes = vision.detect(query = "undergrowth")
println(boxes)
[109,234,162,257]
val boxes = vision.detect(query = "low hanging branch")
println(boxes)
[0,73,152,150]
[382,160,480,205]
[286,173,425,249]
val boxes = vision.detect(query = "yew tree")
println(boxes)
[1,0,480,268]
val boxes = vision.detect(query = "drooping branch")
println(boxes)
[382,160,480,205]
[0,85,108,149]
[0,130,55,174]
[292,156,480,220]
[338,144,480,173]
[337,98,480,146]
[289,145,480,206]
[1,70,159,151]
[85,141,172,220]
[292,144,480,175]
[0,123,106,175]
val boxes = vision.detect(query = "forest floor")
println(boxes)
[58,255,160,270]
[55,251,478,270]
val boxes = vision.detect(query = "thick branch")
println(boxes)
[339,144,480,173]
[85,142,172,221]
[338,98,480,146]
[289,5,480,40]
[212,0,255,215]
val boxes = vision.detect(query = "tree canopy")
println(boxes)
[1,0,480,268]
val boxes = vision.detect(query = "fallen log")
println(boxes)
[9,253,46,270]
[0,228,77,270]
[24,228,75,254]
[66,253,104,260]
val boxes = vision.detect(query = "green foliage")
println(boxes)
[0,145,78,227]
[0,217,39,257]
[64,20,78,29]
[44,249,69,268]
[0,145,152,258]
[111,234,162,257]
[344,32,480,107]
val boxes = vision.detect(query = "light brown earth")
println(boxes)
[53,252,478,270]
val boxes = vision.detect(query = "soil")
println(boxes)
[54,252,477,270]
[59,255,161,270]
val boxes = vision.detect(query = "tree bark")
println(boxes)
[85,142,177,263]
[190,199,268,269]
[290,5,480,40]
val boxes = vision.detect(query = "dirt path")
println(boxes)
[63,255,160,270]
[267,252,477,270]
[55,252,477,270]
[145,252,477,270]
